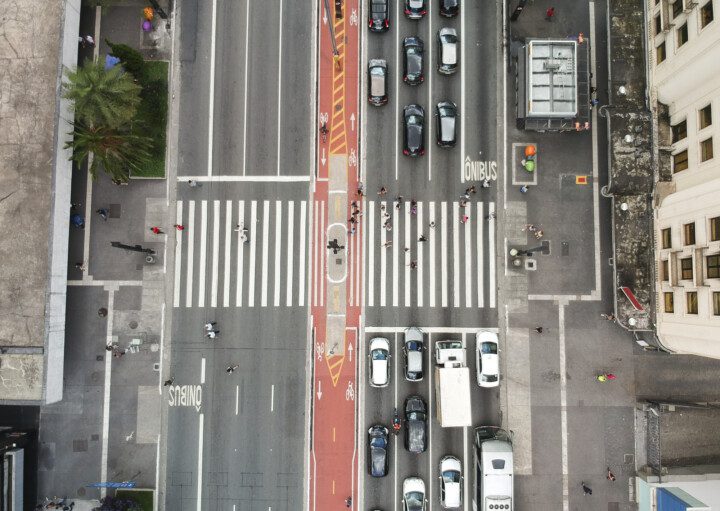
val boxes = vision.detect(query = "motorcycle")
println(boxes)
[392,407,401,435]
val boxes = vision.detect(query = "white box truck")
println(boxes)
[434,340,472,427]
[474,426,514,511]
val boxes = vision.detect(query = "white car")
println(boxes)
[476,331,499,387]
[369,337,390,387]
[402,477,427,511]
[439,455,462,508]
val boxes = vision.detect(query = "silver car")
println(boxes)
[437,28,458,75]
[404,327,424,381]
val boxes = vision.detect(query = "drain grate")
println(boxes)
[561,242,569,256]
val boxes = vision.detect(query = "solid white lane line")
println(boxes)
[210,200,220,308]
[248,201,258,307]
[274,200,282,307]
[223,201,232,307]
[287,201,295,306]
[236,201,245,306]
[477,202,484,308]
[380,201,387,307]
[356,206,362,305]
[180,175,312,182]
[460,0,466,185]
[365,326,498,333]
[441,201,448,308]
[100,290,114,499]
[206,0,218,178]
[392,201,399,307]
[360,199,366,306]
[489,202,496,308]
[559,302,569,511]
[198,201,208,307]
[173,201,183,307]
[276,0,284,176]
[313,202,318,306]
[404,201,410,307]
[235,385,239,415]
[453,202,460,308]
[368,201,375,307]
[299,201,307,307]
[196,413,204,511]
[429,202,436,308]
[349,214,354,306]
[261,200,270,306]
[464,203,472,308]
[186,201,195,307]
[320,201,325,306]
[271,384,275,412]
[200,357,206,384]
[417,202,423,307]
[241,0,250,175]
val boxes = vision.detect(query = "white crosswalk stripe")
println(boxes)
[365,199,496,309]
[174,199,308,308]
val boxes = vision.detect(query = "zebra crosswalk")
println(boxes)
[363,200,496,309]
[173,199,308,308]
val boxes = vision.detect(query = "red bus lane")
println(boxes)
[310,0,361,509]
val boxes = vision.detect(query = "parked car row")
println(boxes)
[369,0,460,31]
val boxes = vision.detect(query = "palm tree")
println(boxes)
[62,59,142,129]
[65,121,153,183]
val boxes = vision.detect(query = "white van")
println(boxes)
[474,426,513,511]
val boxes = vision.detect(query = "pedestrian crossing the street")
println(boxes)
[173,199,308,308]
[363,199,496,309]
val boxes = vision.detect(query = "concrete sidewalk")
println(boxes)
[37,0,173,505]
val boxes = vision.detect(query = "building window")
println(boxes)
[674,149,689,172]
[710,217,720,241]
[672,120,687,142]
[700,104,712,129]
[655,13,662,34]
[687,291,698,314]
[664,292,674,312]
[701,138,714,162]
[677,23,689,46]
[661,227,672,248]
[701,0,714,28]
[707,255,720,278]
[661,259,669,281]
[684,222,696,245]
[656,41,667,63]
[714,292,720,315]
[672,0,684,17]
[681,257,693,280]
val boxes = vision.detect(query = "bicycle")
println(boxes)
[320,122,329,143]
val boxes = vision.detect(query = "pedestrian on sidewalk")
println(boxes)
[385,222,392,231]
[460,200,468,208]
[206,330,220,339]
[378,186,387,196]
[348,227,356,235]
[74,262,86,271]
[601,313,615,321]
[409,261,417,269]
[482,179,490,188]
[486,212,496,220]
[204,322,217,331]
[607,467,616,481]
[520,185,529,193]
[461,214,469,223]
[545,6,555,20]
[534,326,544,333]
[345,496,352,508]
[419,235,427,242]
[78,35,95,48]
[70,202,82,211]
[467,185,477,194]
[163,378,174,386]
[71,213,85,229]
[357,182,364,197]
[174,224,185,231]
[96,208,108,221]
[404,247,410,252]
[460,192,470,201]
[590,98,600,107]
[150,226,164,235]
[188,179,201,187]
[581,481,592,495]
[382,240,392,247]
[226,364,239,374]
[429,221,436,229]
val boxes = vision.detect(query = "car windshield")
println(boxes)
[409,0,423,7]
[442,470,461,483]
[372,349,388,360]
[371,436,387,448]
[482,374,499,382]
[406,341,421,351]
[407,411,425,421]
[482,342,498,354]
[405,492,424,507]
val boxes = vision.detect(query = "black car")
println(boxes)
[436,101,457,147]
[403,105,425,157]
[368,425,389,477]
[369,0,390,32]
[404,395,427,453]
[402,37,424,85]
[404,0,427,19]
[440,0,459,17]
[368,59,388,106]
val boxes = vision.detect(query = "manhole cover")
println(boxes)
[96,355,103,361]
[129,321,138,329]
[561,242,569,256]
[91,434,99,441]
[73,439,88,452]
[335,258,342,264]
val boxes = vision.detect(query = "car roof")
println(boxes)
[481,352,499,375]
[441,40,457,65]
[407,350,423,371]
[439,116,455,141]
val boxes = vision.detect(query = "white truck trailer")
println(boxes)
[434,340,472,427]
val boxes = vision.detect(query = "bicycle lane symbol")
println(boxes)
[345,381,355,401]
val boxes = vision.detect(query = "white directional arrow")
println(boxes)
[321,148,327,166]
[317,380,323,400]
[348,342,353,362]
[323,9,327,25]
[350,113,356,131]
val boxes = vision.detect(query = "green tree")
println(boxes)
[62,59,142,129]
[106,40,147,82]
[65,121,153,183]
